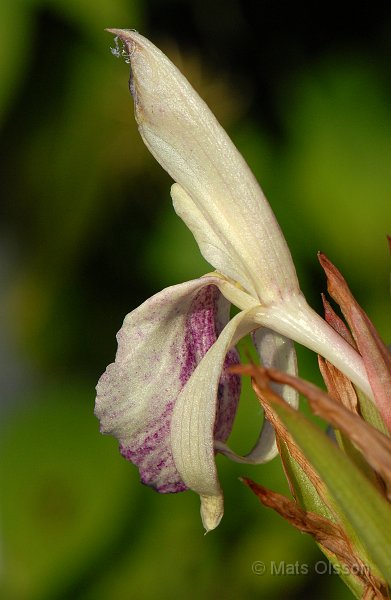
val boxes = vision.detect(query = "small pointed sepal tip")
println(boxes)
[105,29,139,62]
[105,28,135,36]
[200,494,224,533]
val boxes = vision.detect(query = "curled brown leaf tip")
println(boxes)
[241,477,387,596]
[241,477,346,542]
[237,363,391,497]
[318,355,359,414]
[318,252,391,432]
[321,293,356,348]
[318,252,346,298]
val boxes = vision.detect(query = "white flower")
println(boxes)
[95,30,372,531]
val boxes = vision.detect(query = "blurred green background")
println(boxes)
[1,1,390,598]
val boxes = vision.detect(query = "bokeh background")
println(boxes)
[1,1,390,598]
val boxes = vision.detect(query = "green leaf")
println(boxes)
[271,399,391,585]
[278,439,334,518]
[356,388,390,437]
[278,441,366,598]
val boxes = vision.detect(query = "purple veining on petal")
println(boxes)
[179,284,241,444]
[120,400,187,493]
[96,279,241,497]
[214,347,241,442]
[180,285,221,385]
[213,290,241,443]
[97,280,231,496]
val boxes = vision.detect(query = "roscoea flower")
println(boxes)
[95,30,372,531]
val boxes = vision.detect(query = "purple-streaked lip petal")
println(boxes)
[95,275,242,496]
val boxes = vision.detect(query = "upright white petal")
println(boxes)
[107,29,299,305]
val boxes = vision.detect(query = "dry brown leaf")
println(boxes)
[318,355,359,414]
[234,364,391,595]
[321,293,356,348]
[242,477,350,555]
[318,356,386,492]
[242,478,386,597]
[318,252,391,431]
[232,364,340,519]
[239,363,391,498]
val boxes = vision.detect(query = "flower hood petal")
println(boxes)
[106,29,300,304]
[95,276,240,494]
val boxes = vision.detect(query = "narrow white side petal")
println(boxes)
[171,183,256,295]
[216,329,298,464]
[108,29,299,305]
[252,328,298,409]
[171,306,259,531]
[95,276,235,493]
[251,328,298,458]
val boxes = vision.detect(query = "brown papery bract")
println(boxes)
[321,293,356,348]
[233,364,391,498]
[318,355,359,414]
[318,252,391,431]
[241,478,387,598]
